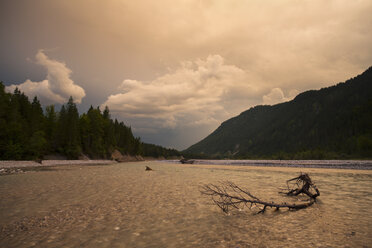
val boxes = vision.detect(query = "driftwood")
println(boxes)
[180,159,195,164]
[200,173,320,214]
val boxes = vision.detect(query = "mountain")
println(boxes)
[184,67,372,159]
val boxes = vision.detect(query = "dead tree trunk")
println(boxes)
[200,173,320,214]
[282,173,320,199]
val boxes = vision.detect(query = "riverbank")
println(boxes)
[0,160,117,175]
[0,157,168,175]
[171,159,372,170]
[0,160,116,169]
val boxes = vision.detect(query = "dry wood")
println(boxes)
[200,173,319,214]
[180,159,195,164]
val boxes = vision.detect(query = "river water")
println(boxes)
[0,161,371,247]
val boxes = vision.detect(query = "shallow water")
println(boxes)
[0,162,371,247]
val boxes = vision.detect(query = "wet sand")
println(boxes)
[1,161,371,247]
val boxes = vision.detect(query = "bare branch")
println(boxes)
[201,173,320,214]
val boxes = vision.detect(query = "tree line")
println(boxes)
[0,82,180,160]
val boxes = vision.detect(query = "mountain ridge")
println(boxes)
[184,67,372,159]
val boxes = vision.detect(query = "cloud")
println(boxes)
[2,0,371,148]
[5,50,85,105]
[262,88,299,105]
[102,55,303,149]
[102,55,284,140]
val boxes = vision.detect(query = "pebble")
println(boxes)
[0,168,25,175]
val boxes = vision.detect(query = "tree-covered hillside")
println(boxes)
[0,83,179,160]
[185,67,372,159]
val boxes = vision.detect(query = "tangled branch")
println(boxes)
[200,173,320,214]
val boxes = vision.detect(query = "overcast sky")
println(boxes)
[1,0,371,149]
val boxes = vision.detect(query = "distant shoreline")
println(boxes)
[2,159,372,172]
[0,157,167,170]
[0,160,117,169]
[0,160,119,175]
[167,159,372,170]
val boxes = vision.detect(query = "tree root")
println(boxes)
[200,173,320,214]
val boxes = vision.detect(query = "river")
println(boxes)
[1,161,371,247]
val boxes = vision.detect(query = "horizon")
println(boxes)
[1,0,372,150]
[3,65,371,152]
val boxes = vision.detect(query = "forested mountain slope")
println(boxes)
[185,67,372,159]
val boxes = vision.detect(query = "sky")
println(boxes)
[1,0,372,150]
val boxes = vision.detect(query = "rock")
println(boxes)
[34,158,42,164]
[135,155,145,161]
[112,149,144,162]
[112,149,126,161]
[78,153,90,160]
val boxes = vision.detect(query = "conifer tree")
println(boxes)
[45,105,57,152]
[64,97,81,158]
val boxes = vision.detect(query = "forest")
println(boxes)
[0,82,180,160]
[185,67,372,159]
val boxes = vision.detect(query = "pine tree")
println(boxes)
[64,97,81,158]
[45,105,57,153]
[55,105,67,154]
[0,82,11,158]
[102,106,115,156]
[4,88,31,159]
[86,106,105,158]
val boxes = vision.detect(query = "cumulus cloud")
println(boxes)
[262,88,299,105]
[103,55,264,131]
[2,0,371,148]
[6,50,85,105]
[102,55,303,148]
